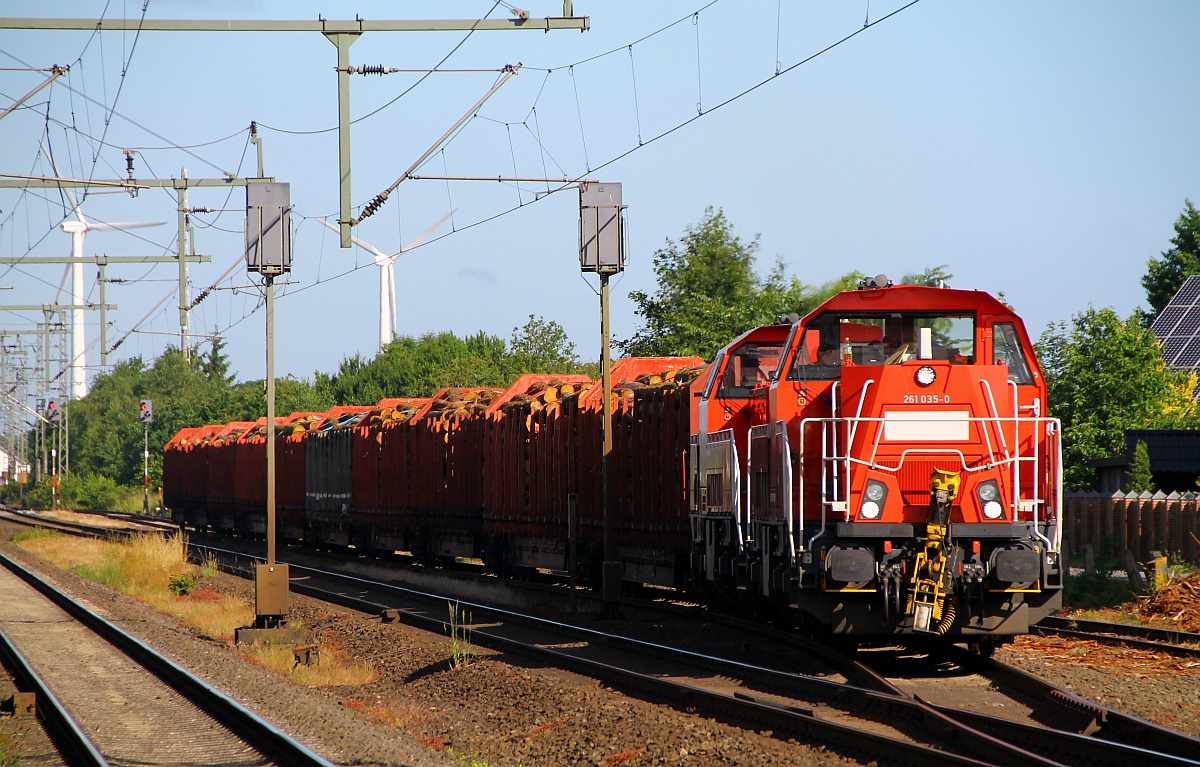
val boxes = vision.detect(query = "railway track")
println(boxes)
[7,508,1200,767]
[1034,615,1200,658]
[0,628,89,767]
[195,541,1200,767]
[0,548,335,767]
[855,643,1200,767]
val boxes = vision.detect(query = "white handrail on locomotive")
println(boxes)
[795,410,1063,553]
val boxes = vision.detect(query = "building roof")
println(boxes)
[1121,429,1200,474]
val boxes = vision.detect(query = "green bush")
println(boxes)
[7,473,145,512]
[168,571,198,596]
[19,479,55,509]
[62,473,123,511]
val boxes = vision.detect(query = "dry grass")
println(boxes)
[0,727,20,767]
[14,529,254,641]
[241,643,377,687]
[40,509,132,529]
[12,528,377,691]
[343,698,428,728]
[15,528,109,572]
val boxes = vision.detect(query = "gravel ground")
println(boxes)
[2,520,1198,766]
[996,635,1200,737]
[0,523,860,767]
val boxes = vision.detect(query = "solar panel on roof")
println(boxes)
[1173,307,1200,337]
[1175,275,1200,306]
[1163,338,1187,361]
[1149,276,1200,372]
[1175,338,1200,368]
[1152,305,1187,334]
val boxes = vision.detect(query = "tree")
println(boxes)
[509,315,579,373]
[900,264,952,287]
[1142,200,1200,321]
[199,335,234,386]
[1037,307,1197,488]
[313,328,591,404]
[620,207,809,359]
[1125,440,1156,494]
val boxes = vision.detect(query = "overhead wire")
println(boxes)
[258,1,505,136]
[268,0,923,306]
[0,43,241,177]
[7,0,923,371]
[86,1,150,190]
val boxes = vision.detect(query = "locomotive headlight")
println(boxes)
[859,480,888,519]
[915,365,937,387]
[977,480,1004,519]
[865,481,886,502]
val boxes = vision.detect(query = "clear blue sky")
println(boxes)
[1,1,1197,394]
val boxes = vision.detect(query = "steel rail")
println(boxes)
[1035,615,1200,659]
[0,626,109,767]
[927,704,1197,767]
[0,550,337,767]
[5,512,1195,767]
[198,543,1099,767]
[247,550,1200,767]
[944,644,1200,764]
[4,514,986,765]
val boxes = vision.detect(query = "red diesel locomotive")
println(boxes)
[165,277,1062,647]
[691,276,1062,645]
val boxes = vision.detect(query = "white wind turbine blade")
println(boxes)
[317,213,454,349]
[86,220,165,232]
[382,209,455,347]
[316,218,397,349]
[40,140,163,399]
[315,218,389,265]
[55,264,71,302]
[383,209,456,266]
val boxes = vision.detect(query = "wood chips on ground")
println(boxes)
[1134,571,1200,632]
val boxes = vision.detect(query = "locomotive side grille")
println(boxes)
[751,468,770,515]
[706,472,725,510]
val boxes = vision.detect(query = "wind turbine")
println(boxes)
[318,211,454,352]
[41,143,164,399]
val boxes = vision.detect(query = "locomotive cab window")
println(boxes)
[790,311,975,381]
[992,322,1034,385]
[715,341,783,398]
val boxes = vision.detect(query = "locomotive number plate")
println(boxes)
[902,394,950,404]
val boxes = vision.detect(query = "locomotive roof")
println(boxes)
[804,284,1019,322]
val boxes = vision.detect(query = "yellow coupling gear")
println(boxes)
[929,468,960,523]
[907,469,961,634]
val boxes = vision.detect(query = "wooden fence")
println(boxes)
[1064,491,1200,563]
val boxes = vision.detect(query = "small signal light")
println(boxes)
[139,399,153,425]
